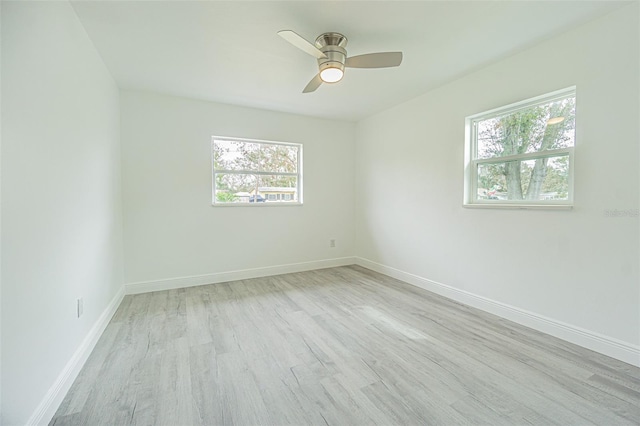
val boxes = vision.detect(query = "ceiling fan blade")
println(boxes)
[345,52,403,68]
[278,30,327,59]
[303,74,323,93]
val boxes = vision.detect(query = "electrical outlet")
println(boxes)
[330,239,336,248]
[77,298,84,318]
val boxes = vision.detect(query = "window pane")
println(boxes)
[259,144,298,173]
[257,175,299,202]
[476,95,575,160]
[213,140,260,172]
[213,139,298,173]
[214,173,298,203]
[214,173,257,203]
[477,155,570,201]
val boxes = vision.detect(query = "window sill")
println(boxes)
[463,203,573,210]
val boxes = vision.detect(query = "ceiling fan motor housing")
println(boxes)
[315,32,347,78]
[277,29,402,92]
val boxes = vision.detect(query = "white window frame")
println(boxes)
[464,87,576,209]
[211,136,303,206]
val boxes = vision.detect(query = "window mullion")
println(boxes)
[474,148,571,165]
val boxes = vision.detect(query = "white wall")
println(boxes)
[1,2,124,424]
[121,91,355,288]
[355,4,639,360]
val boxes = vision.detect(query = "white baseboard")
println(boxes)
[26,286,125,426]
[355,257,640,368]
[125,257,357,295]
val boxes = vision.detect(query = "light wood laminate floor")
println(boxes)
[51,266,640,425]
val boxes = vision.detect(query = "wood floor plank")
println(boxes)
[51,266,640,425]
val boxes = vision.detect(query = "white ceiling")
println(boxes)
[71,1,628,121]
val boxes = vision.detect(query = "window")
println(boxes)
[464,87,576,208]
[212,137,302,205]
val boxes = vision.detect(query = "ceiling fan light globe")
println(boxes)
[320,67,344,83]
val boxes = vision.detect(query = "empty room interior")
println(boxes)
[2,0,640,425]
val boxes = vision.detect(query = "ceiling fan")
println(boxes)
[278,30,403,93]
